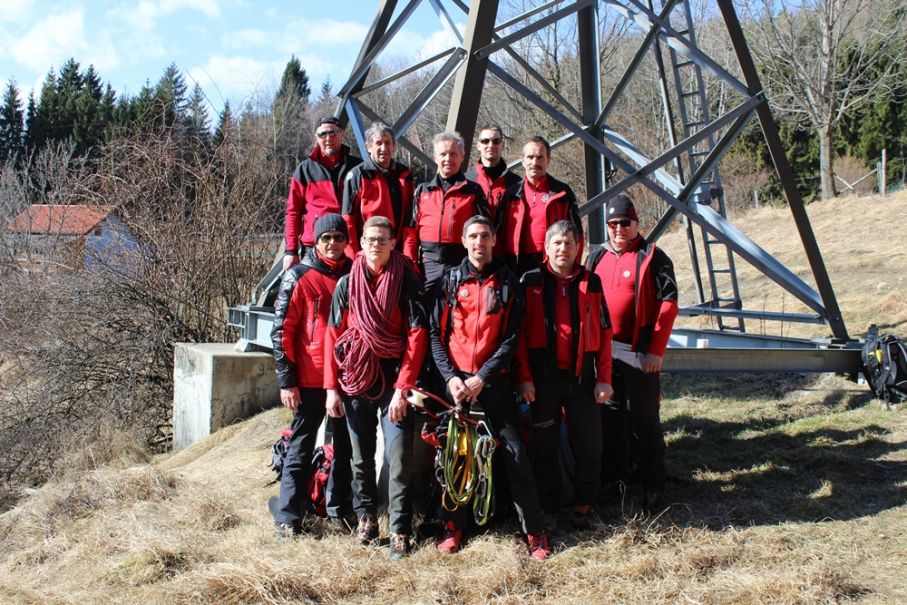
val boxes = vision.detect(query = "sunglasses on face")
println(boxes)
[319,233,347,243]
[316,129,341,138]
[479,137,502,145]
[607,219,633,228]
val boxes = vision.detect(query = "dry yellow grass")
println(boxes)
[1,193,906,604]
[659,190,907,340]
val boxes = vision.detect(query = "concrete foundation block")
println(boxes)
[173,342,277,450]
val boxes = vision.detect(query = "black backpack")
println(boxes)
[861,325,907,406]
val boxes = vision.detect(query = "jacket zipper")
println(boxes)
[309,295,320,343]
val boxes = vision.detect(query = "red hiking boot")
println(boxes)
[437,521,463,554]
[527,531,552,560]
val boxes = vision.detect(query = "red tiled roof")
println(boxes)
[7,205,115,235]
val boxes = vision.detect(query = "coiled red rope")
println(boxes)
[334,250,408,397]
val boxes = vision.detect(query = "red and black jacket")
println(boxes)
[465,160,521,222]
[516,263,612,385]
[284,145,362,252]
[324,253,428,392]
[403,173,490,265]
[429,257,524,383]
[495,174,584,262]
[586,236,679,356]
[271,249,352,389]
[341,157,414,257]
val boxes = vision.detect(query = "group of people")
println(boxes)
[270,115,679,561]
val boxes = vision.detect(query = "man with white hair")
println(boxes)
[403,131,490,294]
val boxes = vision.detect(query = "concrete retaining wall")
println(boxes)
[173,343,277,450]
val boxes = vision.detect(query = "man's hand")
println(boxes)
[282,253,299,271]
[325,388,345,418]
[388,388,408,423]
[594,382,614,404]
[447,376,468,405]
[280,387,302,412]
[640,353,663,373]
[518,381,536,403]
[463,375,486,401]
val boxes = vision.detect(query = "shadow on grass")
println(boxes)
[656,374,905,527]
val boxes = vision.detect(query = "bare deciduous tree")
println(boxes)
[745,0,907,199]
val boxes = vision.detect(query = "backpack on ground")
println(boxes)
[861,325,907,406]
[307,443,334,517]
[268,428,294,485]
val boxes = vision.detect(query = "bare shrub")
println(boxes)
[833,154,876,197]
[0,130,282,509]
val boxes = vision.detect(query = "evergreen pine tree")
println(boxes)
[153,63,187,132]
[213,100,234,147]
[0,79,25,163]
[183,83,211,148]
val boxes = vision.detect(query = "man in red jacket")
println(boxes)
[496,136,584,277]
[465,124,521,221]
[341,122,413,258]
[403,131,489,294]
[283,116,362,271]
[517,220,614,531]
[324,216,428,559]
[270,213,355,538]
[586,194,678,513]
[429,215,551,560]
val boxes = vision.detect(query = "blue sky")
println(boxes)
[0,0,457,114]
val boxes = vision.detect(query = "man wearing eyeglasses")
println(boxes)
[324,215,428,560]
[270,213,356,539]
[465,124,521,221]
[283,116,362,271]
[585,194,678,515]
[403,131,489,294]
[342,122,413,259]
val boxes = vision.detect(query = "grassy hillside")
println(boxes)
[1,193,905,604]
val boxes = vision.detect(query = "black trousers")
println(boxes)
[601,341,667,493]
[530,371,602,511]
[274,387,354,524]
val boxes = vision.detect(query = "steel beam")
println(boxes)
[578,2,606,243]
[716,0,849,341]
[446,0,500,153]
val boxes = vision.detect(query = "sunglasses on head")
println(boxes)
[607,219,632,228]
[479,137,502,145]
[319,233,347,243]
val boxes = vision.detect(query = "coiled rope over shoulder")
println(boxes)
[334,251,408,397]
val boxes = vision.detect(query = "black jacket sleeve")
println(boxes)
[429,268,458,383]
[270,267,301,388]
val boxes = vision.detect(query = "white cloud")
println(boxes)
[297,20,369,47]
[186,54,284,105]
[0,0,36,24]
[9,8,89,72]
[223,28,270,50]
[112,0,221,32]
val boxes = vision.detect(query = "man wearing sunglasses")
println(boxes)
[283,116,362,271]
[270,213,356,538]
[465,124,521,222]
[585,194,678,515]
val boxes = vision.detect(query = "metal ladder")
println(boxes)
[662,0,745,332]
